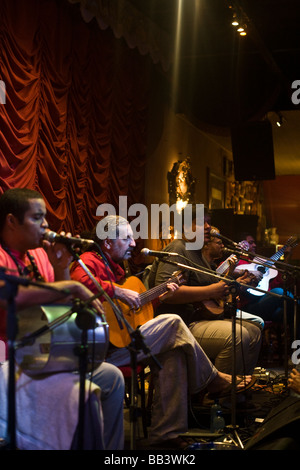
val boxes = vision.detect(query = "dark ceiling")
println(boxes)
[128,0,300,174]
[129,0,300,124]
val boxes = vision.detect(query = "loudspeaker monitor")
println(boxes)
[231,120,275,181]
[245,396,300,450]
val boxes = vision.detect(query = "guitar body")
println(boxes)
[193,243,249,321]
[234,236,298,297]
[103,276,154,348]
[194,299,224,320]
[246,265,278,296]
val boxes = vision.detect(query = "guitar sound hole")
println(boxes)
[257,266,266,273]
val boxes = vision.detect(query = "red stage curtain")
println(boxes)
[0,0,151,233]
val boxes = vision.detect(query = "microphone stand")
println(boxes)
[270,259,300,346]
[159,254,288,448]
[272,260,300,380]
[73,298,99,451]
[0,269,71,451]
[223,281,243,448]
[292,271,300,343]
[69,246,162,450]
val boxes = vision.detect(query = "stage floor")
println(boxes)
[123,361,299,451]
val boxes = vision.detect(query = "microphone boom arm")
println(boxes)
[160,255,290,301]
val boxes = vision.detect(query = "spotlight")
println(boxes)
[276,112,284,127]
[231,12,239,26]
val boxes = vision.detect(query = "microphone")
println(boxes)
[43,230,95,247]
[141,248,178,258]
[222,247,253,261]
[210,229,242,249]
[222,247,246,255]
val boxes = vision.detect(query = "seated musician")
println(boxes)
[0,188,124,450]
[233,232,300,340]
[70,214,254,449]
[148,208,262,380]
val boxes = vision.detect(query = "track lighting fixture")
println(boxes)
[228,2,248,37]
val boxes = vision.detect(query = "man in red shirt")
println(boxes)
[0,188,124,450]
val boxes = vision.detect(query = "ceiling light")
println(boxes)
[228,3,248,37]
[231,12,239,26]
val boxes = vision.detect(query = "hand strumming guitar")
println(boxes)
[205,280,230,300]
[236,269,261,291]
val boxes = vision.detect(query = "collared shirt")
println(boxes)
[70,250,125,300]
[0,245,54,347]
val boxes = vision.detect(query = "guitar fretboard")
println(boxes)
[138,273,182,306]
[253,236,298,268]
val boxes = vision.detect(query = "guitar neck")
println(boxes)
[217,255,238,277]
[216,242,248,276]
[217,257,234,275]
[271,243,290,261]
[253,240,293,266]
[138,274,181,306]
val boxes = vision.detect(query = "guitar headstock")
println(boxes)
[171,270,186,286]
[285,236,299,249]
[238,240,250,252]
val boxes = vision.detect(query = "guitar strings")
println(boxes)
[138,275,182,305]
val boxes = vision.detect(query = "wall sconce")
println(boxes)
[276,112,285,127]
[166,157,196,241]
[167,157,196,212]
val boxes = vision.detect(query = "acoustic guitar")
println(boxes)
[103,270,185,348]
[194,240,249,320]
[235,236,298,297]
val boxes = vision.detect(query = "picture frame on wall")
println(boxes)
[207,169,226,210]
